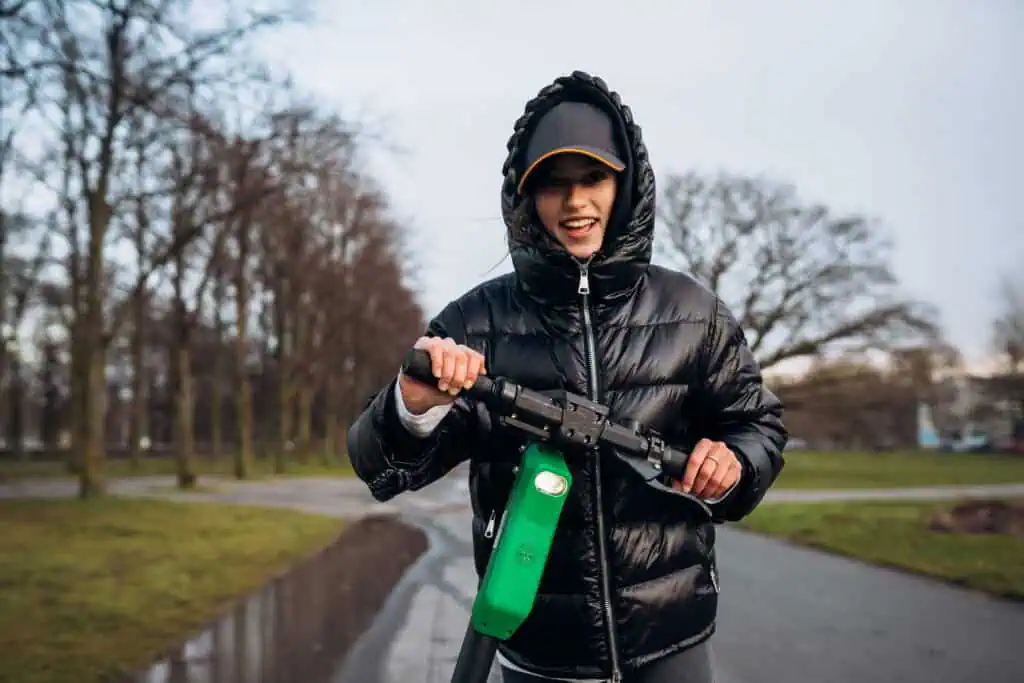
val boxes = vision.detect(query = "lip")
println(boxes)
[560,220,597,241]
[560,217,598,231]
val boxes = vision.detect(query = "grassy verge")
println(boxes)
[739,498,1024,600]
[774,450,1024,489]
[0,497,345,683]
[0,453,354,483]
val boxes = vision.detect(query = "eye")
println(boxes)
[540,176,571,189]
[582,170,609,185]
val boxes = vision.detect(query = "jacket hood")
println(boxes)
[500,71,656,308]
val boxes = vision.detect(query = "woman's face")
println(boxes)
[531,154,618,261]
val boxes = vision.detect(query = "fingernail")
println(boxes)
[438,382,448,392]
[463,381,473,389]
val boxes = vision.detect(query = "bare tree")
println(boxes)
[993,272,1024,373]
[16,0,291,496]
[0,211,50,457]
[257,105,358,467]
[0,0,427,490]
[0,1,51,456]
[657,171,941,370]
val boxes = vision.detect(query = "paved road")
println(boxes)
[712,528,1021,683]
[335,469,1024,683]
[4,472,1023,683]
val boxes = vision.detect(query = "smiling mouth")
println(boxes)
[560,218,598,233]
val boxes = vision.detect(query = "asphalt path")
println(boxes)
[335,468,1024,683]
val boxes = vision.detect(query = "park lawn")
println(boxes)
[774,450,1024,489]
[0,453,354,483]
[739,498,1024,601]
[0,497,345,683]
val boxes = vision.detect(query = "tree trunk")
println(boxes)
[274,279,291,473]
[174,341,196,488]
[79,340,106,498]
[276,332,291,473]
[211,280,226,459]
[297,385,312,462]
[66,324,84,475]
[235,363,253,478]
[210,356,223,460]
[128,293,147,468]
[323,375,337,461]
[7,356,25,461]
[77,189,108,498]
[276,374,290,474]
[234,225,253,479]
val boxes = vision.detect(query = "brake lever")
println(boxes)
[610,448,713,518]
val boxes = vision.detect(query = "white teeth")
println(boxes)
[562,219,595,229]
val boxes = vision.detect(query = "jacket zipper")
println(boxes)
[484,509,497,539]
[577,260,623,683]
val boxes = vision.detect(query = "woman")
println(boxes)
[347,71,788,683]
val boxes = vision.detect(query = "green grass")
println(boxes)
[740,498,1024,600]
[0,497,345,683]
[0,453,354,483]
[775,450,1024,489]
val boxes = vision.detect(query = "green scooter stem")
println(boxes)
[450,443,572,683]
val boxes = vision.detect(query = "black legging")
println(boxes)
[499,640,715,683]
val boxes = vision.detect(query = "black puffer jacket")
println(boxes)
[347,71,787,680]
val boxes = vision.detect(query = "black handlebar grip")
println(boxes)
[660,446,689,481]
[400,348,439,387]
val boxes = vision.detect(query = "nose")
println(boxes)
[564,182,587,209]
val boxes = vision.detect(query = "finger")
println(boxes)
[701,446,729,498]
[464,351,484,389]
[711,457,742,499]
[450,351,469,395]
[692,457,719,497]
[439,348,457,392]
[413,336,441,379]
[681,439,713,493]
[705,469,728,499]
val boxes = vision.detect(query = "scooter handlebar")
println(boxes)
[400,347,712,519]
[400,347,696,481]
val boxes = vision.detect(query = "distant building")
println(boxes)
[964,373,1023,451]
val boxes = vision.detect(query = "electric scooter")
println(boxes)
[399,348,715,683]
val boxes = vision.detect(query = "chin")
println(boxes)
[569,246,600,260]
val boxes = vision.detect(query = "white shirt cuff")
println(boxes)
[393,372,453,438]
[703,471,742,505]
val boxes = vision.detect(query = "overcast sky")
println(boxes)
[256,0,1022,372]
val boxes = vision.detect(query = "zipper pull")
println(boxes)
[578,264,591,295]
[484,510,497,539]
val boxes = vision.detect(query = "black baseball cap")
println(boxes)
[517,100,626,195]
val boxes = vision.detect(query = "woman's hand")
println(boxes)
[399,336,486,415]
[672,439,742,499]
